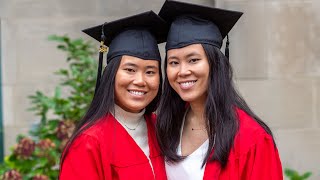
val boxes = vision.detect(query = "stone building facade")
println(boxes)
[1,0,319,179]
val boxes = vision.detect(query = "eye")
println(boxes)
[189,58,200,63]
[146,71,156,75]
[168,61,179,66]
[124,68,135,73]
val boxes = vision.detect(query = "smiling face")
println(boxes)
[114,55,160,113]
[166,44,210,104]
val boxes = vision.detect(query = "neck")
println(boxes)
[187,99,206,127]
[113,104,145,125]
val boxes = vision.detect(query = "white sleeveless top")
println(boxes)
[165,110,209,180]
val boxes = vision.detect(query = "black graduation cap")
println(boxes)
[158,0,243,58]
[82,11,168,94]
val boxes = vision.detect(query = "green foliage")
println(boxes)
[285,168,312,180]
[3,142,59,179]
[30,35,97,123]
[0,35,97,179]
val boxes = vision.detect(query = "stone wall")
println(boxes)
[221,0,320,179]
[1,0,319,179]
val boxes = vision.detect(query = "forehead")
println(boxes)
[120,55,159,67]
[167,44,205,58]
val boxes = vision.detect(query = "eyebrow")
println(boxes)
[145,65,158,69]
[167,55,178,60]
[184,52,201,58]
[167,52,201,60]
[122,62,138,67]
[122,62,158,69]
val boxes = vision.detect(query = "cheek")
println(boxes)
[115,72,129,87]
[204,67,210,83]
[114,77,130,98]
[200,68,210,91]
[166,68,176,83]
[148,76,160,91]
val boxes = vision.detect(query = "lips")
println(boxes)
[128,90,147,96]
[178,80,197,89]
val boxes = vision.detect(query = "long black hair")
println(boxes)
[61,55,162,164]
[156,44,274,168]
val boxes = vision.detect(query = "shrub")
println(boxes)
[0,35,97,179]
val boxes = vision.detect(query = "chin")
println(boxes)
[180,96,195,103]
[128,103,148,112]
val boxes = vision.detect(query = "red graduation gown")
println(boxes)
[203,109,283,180]
[60,113,167,180]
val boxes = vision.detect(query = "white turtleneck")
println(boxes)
[112,104,149,157]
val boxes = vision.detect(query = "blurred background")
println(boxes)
[0,0,319,179]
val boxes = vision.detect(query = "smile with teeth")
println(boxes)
[179,80,197,89]
[128,90,146,96]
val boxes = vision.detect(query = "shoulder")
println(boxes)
[232,108,274,157]
[68,133,100,152]
[78,114,116,142]
[68,114,117,151]
[236,109,267,136]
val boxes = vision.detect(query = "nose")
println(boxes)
[178,63,191,77]
[132,72,146,86]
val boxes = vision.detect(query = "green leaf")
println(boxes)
[301,172,312,179]
[48,34,61,41]
[71,39,83,46]
[285,168,313,180]
[54,86,62,98]
[56,69,69,76]
[16,134,26,142]
[57,45,67,51]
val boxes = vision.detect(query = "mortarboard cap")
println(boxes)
[158,0,243,55]
[82,11,168,94]
[83,10,168,62]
